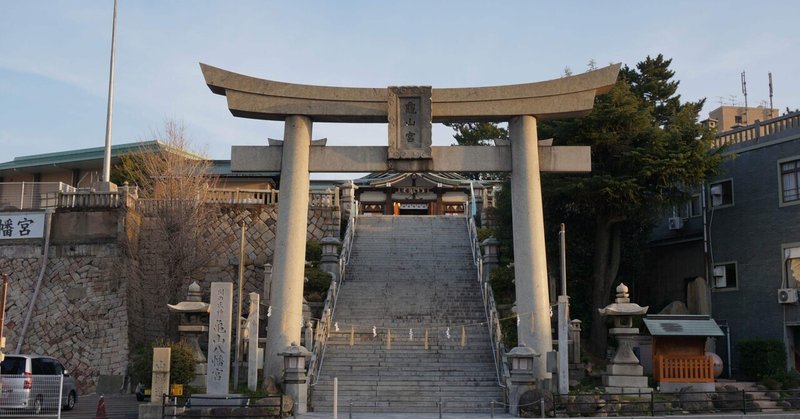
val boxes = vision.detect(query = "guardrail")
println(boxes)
[466,193,508,393]
[307,201,358,391]
[714,111,800,148]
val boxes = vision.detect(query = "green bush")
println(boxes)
[306,240,322,265]
[304,267,332,302]
[132,339,197,386]
[489,265,515,305]
[477,227,496,243]
[737,339,785,380]
[764,369,800,390]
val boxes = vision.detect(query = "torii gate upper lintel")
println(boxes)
[200,62,620,384]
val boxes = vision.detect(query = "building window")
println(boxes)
[710,180,733,208]
[713,262,737,290]
[690,194,702,217]
[780,158,800,205]
[786,246,800,288]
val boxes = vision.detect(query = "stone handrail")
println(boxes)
[58,186,139,210]
[307,203,358,388]
[714,111,800,149]
[206,188,278,205]
[309,187,340,209]
[466,214,508,390]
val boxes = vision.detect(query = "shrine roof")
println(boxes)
[643,315,724,337]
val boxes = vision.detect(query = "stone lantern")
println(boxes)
[279,343,311,414]
[319,236,341,279]
[506,345,540,416]
[167,281,210,388]
[481,236,500,280]
[598,283,651,395]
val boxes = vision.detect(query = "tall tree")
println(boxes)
[115,120,228,335]
[539,55,722,354]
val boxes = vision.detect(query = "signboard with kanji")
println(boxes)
[0,212,45,239]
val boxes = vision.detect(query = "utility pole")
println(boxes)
[557,224,569,395]
[233,222,246,389]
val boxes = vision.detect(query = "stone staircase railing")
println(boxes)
[307,202,358,389]
[466,201,509,393]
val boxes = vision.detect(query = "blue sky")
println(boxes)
[1,1,798,167]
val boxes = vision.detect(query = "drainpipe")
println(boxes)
[16,209,54,353]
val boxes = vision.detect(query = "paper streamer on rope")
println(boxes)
[409,329,413,341]
[460,325,466,348]
[424,328,429,350]
[517,315,520,326]
[349,326,355,347]
[386,329,392,350]
[446,327,451,339]
[267,306,272,317]
[550,307,553,317]
[372,326,377,337]
[335,322,340,332]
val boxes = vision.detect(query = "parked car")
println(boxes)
[0,355,77,413]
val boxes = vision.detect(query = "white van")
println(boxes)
[0,355,77,413]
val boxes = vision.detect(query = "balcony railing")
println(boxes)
[654,355,714,383]
[714,111,800,148]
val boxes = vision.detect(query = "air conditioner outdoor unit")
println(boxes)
[778,288,799,304]
[668,217,684,230]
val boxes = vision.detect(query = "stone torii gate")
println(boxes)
[200,63,620,383]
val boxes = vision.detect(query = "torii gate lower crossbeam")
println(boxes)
[201,63,620,385]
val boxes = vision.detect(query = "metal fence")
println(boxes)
[0,183,75,210]
[0,374,64,417]
[161,394,286,418]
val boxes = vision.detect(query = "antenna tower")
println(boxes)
[741,71,748,124]
[769,72,774,117]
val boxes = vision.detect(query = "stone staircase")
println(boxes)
[311,215,504,413]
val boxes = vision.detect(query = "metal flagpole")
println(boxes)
[102,0,118,183]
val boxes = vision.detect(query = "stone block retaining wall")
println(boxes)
[0,200,339,394]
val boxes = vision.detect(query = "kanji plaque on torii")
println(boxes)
[201,62,620,383]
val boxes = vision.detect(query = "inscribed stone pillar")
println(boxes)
[265,115,312,381]
[509,115,553,381]
[247,292,260,391]
[150,347,171,405]
[207,282,233,394]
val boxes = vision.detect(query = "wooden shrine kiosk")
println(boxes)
[643,314,724,392]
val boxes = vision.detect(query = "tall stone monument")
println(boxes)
[207,282,233,394]
[201,62,620,381]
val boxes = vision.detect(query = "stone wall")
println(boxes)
[0,198,340,394]
[0,240,129,394]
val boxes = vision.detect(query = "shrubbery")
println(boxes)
[132,339,196,386]
[736,339,785,380]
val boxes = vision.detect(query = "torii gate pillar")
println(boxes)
[509,115,551,378]
[200,62,620,383]
[265,115,312,377]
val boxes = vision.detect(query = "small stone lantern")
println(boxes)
[507,345,540,416]
[166,281,210,388]
[481,236,500,280]
[319,236,341,279]
[279,343,311,414]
